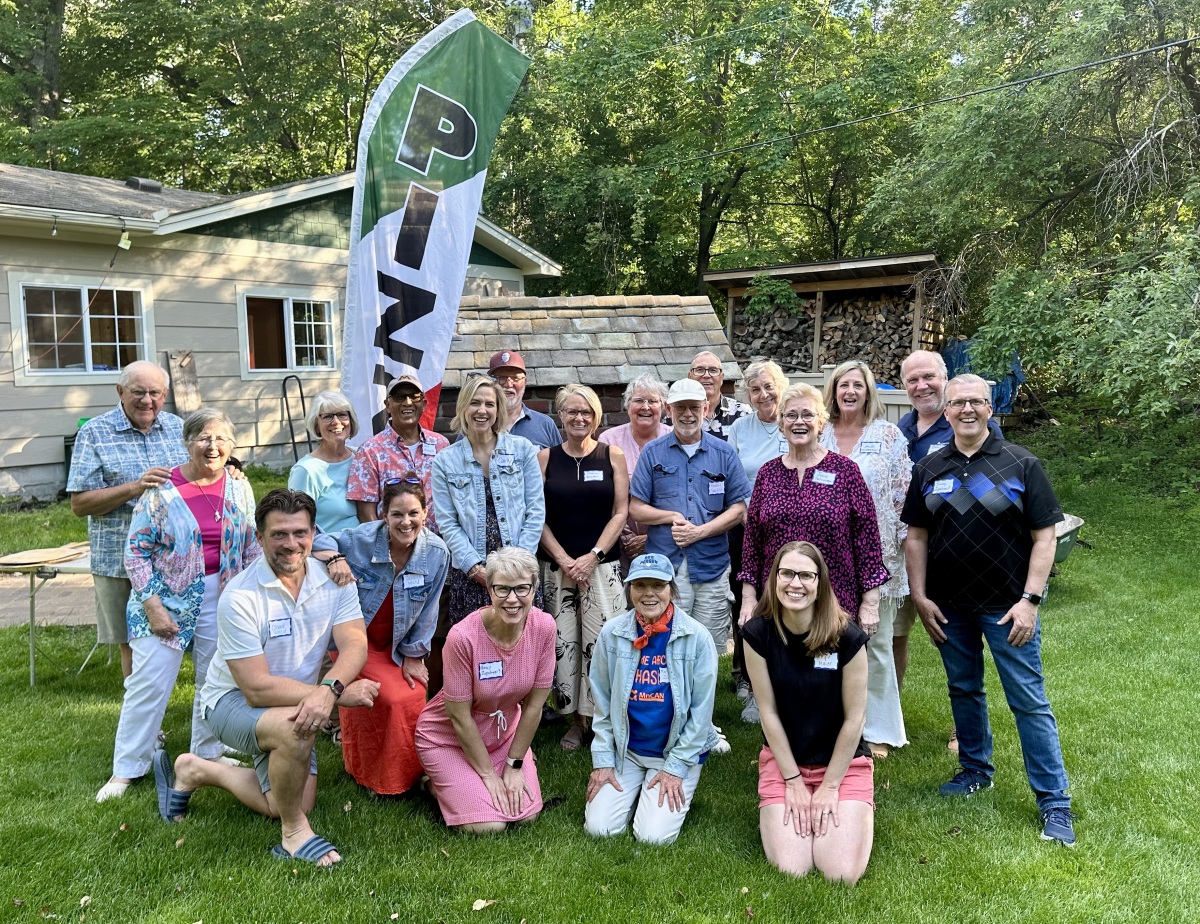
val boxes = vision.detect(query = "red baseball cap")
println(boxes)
[488,350,526,374]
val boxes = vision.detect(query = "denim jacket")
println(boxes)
[312,523,449,662]
[589,606,719,779]
[431,432,546,574]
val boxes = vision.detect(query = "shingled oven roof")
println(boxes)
[442,294,739,390]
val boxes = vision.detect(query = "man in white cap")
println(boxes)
[628,379,752,652]
[488,349,561,449]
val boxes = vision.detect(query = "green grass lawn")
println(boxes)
[1,470,1198,922]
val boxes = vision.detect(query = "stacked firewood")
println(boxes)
[731,306,815,373]
[816,293,917,384]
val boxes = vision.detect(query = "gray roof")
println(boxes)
[443,294,738,389]
[0,163,228,219]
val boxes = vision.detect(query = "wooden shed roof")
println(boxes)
[442,294,738,389]
[703,253,939,293]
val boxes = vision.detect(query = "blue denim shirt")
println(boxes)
[431,432,546,574]
[898,409,1003,463]
[629,431,753,582]
[311,523,448,661]
[589,606,719,779]
[509,404,561,450]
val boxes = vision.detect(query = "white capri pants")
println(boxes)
[584,751,703,845]
[111,573,222,778]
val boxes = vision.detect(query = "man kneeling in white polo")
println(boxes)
[152,488,378,868]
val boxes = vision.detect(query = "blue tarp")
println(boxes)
[942,340,1025,414]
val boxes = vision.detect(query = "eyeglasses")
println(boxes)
[191,435,232,447]
[493,373,526,385]
[385,476,423,485]
[563,408,594,419]
[947,398,990,410]
[689,366,721,377]
[318,411,351,422]
[127,388,165,400]
[390,393,425,405]
[491,583,533,599]
[777,568,818,584]
[629,397,661,408]
[782,411,818,423]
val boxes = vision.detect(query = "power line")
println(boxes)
[637,35,1199,172]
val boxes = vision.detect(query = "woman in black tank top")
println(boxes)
[537,385,630,750]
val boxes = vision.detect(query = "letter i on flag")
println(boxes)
[342,9,530,437]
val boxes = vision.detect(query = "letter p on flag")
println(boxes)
[343,9,530,438]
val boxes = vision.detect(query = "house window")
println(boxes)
[22,285,145,372]
[244,296,335,371]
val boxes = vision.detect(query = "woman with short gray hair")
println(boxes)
[288,391,359,533]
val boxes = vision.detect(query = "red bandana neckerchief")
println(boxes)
[633,603,674,650]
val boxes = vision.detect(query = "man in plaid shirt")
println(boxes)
[67,361,186,677]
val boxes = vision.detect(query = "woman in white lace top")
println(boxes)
[819,361,912,757]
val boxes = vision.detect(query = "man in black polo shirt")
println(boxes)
[902,374,1075,847]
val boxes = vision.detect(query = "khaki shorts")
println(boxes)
[93,574,133,645]
[894,597,919,637]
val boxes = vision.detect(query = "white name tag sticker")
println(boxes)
[708,480,725,495]
[658,666,669,684]
[926,442,948,455]
[422,441,438,455]
[584,469,604,482]
[932,478,955,495]
[812,470,836,486]
[814,652,838,670]
[478,660,504,681]
[494,453,514,468]
[268,617,293,639]
[859,441,882,454]
[402,573,424,589]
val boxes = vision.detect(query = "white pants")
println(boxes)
[675,559,732,653]
[112,574,222,778]
[863,595,908,747]
[584,752,703,845]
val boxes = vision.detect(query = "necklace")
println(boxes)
[563,441,595,481]
[191,473,225,522]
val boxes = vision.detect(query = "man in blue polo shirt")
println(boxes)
[489,349,561,449]
[629,379,752,653]
[902,374,1074,847]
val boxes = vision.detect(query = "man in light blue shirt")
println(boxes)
[629,379,752,652]
[488,349,560,449]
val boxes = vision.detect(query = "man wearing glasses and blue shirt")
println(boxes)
[488,350,560,450]
[68,361,186,677]
[902,374,1074,847]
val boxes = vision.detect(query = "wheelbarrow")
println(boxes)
[1042,513,1086,602]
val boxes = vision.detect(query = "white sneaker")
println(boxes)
[741,693,760,724]
[711,725,731,755]
[735,679,751,701]
[214,755,244,767]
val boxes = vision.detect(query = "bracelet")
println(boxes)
[783,772,801,782]
[324,554,345,565]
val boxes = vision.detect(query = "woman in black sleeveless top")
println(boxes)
[537,384,629,750]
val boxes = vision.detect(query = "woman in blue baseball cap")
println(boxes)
[583,553,718,844]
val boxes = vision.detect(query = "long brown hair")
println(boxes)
[754,541,848,656]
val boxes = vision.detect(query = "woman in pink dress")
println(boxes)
[415,546,555,833]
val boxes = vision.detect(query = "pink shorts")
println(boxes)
[757,746,875,810]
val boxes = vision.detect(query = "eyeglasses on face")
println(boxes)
[390,392,425,405]
[493,372,526,385]
[318,411,351,422]
[128,388,165,400]
[689,366,721,377]
[191,435,232,447]
[629,397,661,407]
[491,583,533,599]
[947,398,990,410]
[563,408,594,419]
[777,568,818,584]
[782,411,818,423]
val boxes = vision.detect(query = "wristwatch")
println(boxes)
[1020,591,1043,606]
[319,677,345,699]
[505,756,524,770]
[591,546,605,562]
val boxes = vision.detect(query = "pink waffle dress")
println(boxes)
[415,606,556,826]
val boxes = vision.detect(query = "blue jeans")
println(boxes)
[936,606,1070,812]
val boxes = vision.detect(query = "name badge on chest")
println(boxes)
[422,441,438,456]
[478,660,504,681]
[402,573,424,589]
[708,480,725,495]
[859,441,882,454]
[268,617,293,639]
[494,453,514,468]
[812,470,836,486]
[932,478,955,495]
[927,442,948,456]
[814,652,838,670]
[584,469,604,482]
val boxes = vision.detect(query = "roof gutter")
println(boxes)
[0,204,159,234]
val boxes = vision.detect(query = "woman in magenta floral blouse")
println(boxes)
[738,383,888,638]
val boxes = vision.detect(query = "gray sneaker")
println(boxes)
[740,693,760,724]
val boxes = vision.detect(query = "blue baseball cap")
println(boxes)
[624,553,675,584]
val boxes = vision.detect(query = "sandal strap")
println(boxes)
[165,788,192,817]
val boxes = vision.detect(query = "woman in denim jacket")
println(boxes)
[312,476,450,795]
[584,554,718,845]
[432,376,546,624]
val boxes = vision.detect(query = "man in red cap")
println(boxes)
[488,350,561,449]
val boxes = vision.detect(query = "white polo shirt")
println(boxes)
[200,556,363,712]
